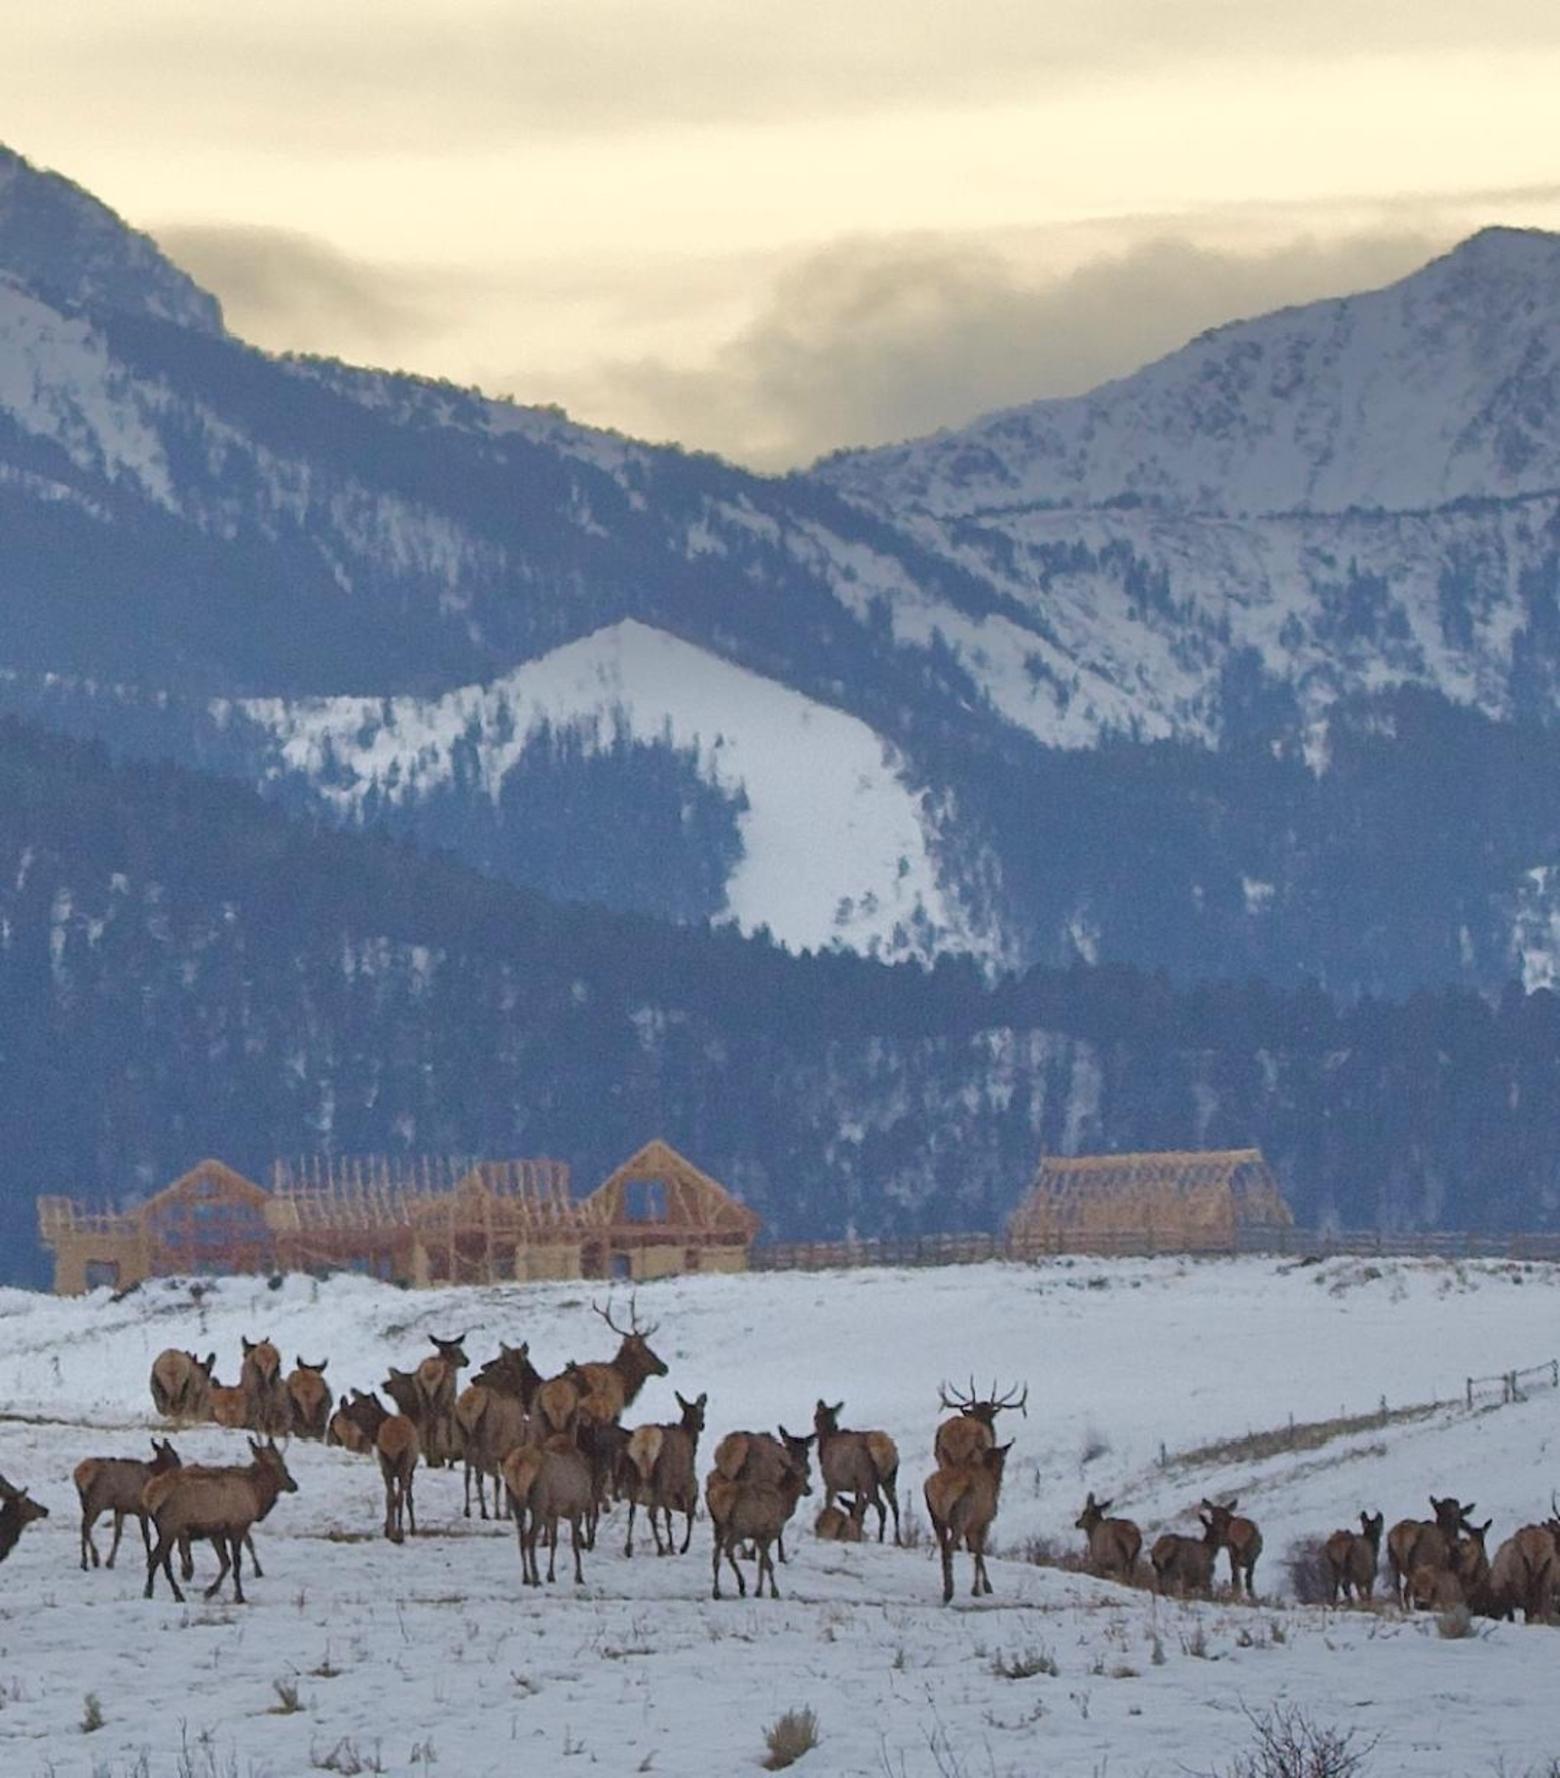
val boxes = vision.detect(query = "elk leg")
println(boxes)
[139,1509,154,1560]
[776,1530,787,1566]
[571,1513,585,1586]
[405,1474,416,1538]
[383,1472,398,1541]
[244,1533,262,1578]
[204,1536,232,1600]
[229,1534,247,1605]
[463,1461,473,1519]
[680,1506,695,1556]
[625,1495,637,1558]
[1245,1554,1258,1598]
[651,1505,667,1557]
[146,1531,182,1602]
[936,1525,955,1605]
[758,1537,777,1599]
[80,1509,97,1571]
[976,1530,993,1596]
[730,1539,748,1598]
[889,1485,902,1546]
[105,1508,126,1569]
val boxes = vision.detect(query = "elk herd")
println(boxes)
[0,1302,1555,1632]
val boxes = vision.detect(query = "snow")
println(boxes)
[3,1254,1559,1775]
[237,619,996,966]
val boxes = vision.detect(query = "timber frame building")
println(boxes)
[1007,1147,1293,1256]
[38,1140,759,1295]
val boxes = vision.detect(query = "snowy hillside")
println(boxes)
[2,1256,1559,1775]
[236,619,989,963]
[821,229,1560,520]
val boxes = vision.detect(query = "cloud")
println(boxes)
[564,227,1451,469]
[152,224,446,360]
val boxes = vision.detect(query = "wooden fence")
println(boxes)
[750,1226,1560,1274]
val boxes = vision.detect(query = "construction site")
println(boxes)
[37,1140,761,1295]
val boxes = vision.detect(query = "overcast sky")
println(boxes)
[6,1,1560,467]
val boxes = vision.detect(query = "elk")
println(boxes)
[75,1438,181,1571]
[1075,1492,1142,1582]
[570,1297,670,1424]
[1483,1524,1557,1623]
[240,1336,291,1438]
[150,1350,215,1422]
[143,1439,297,1603]
[814,1498,864,1542]
[1201,1498,1263,1597]
[0,1473,49,1563]
[413,1332,470,1469]
[382,1366,423,1424]
[814,1399,901,1544]
[934,1378,1027,1469]
[707,1441,812,1600]
[503,1437,593,1586]
[624,1390,706,1557]
[1150,1514,1222,1598]
[1322,1511,1384,1604]
[925,1439,1012,1604]
[377,1413,420,1543]
[710,1426,816,1563]
[209,1383,250,1429]
[329,1390,389,1454]
[285,1358,331,1441]
[1406,1515,1491,1612]
[1386,1496,1476,1606]
[456,1364,532,1520]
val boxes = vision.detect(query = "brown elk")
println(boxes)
[456,1374,531,1521]
[814,1399,901,1544]
[377,1414,421,1543]
[934,1378,1027,1469]
[328,1390,389,1455]
[285,1358,331,1441]
[1386,1496,1476,1606]
[1150,1514,1222,1598]
[1407,1517,1491,1612]
[1483,1524,1557,1623]
[1075,1492,1142,1582]
[240,1336,291,1438]
[711,1426,816,1564]
[0,1473,50,1563]
[209,1383,250,1429]
[1322,1511,1384,1604]
[570,1298,670,1424]
[624,1390,707,1557]
[925,1440,1012,1604]
[814,1498,865,1542]
[413,1332,469,1469]
[143,1439,297,1603]
[75,1438,181,1571]
[503,1436,593,1586]
[382,1366,422,1423]
[707,1441,812,1600]
[1201,1498,1263,1597]
[150,1350,215,1422]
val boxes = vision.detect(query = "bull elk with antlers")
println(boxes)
[934,1378,1027,1469]
[814,1400,901,1544]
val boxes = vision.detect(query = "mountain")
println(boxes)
[8,713,1560,1285]
[4,146,1560,996]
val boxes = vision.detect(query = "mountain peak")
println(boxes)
[0,145,223,336]
[820,226,1560,519]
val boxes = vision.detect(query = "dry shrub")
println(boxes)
[1202,1703,1377,1778]
[1284,1537,1333,1606]
[764,1707,820,1770]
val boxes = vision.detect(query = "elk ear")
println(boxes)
[1226,1498,1238,1512]
[1100,1497,1112,1513]
[242,1336,254,1353]
[696,1392,707,1410]
[202,1352,216,1372]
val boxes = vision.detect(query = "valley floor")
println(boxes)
[1,1256,1558,1776]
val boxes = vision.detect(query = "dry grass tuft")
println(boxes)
[763,1707,821,1770]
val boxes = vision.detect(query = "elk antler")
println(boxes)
[938,1378,978,1412]
[991,1381,1029,1418]
[628,1292,661,1338]
[592,1297,628,1337]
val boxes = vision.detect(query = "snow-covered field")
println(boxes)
[2,1255,1559,1776]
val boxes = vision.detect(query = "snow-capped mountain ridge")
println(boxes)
[820,227,1560,520]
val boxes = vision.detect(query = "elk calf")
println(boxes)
[624,1391,706,1557]
[707,1445,812,1600]
[814,1498,864,1542]
[75,1439,180,1571]
[1076,1492,1142,1583]
[503,1438,593,1586]
[814,1399,901,1544]
[143,1440,297,1603]
[924,1440,1012,1604]
[1322,1511,1384,1604]
[285,1358,331,1441]
[1150,1514,1221,1598]
[1201,1498,1263,1597]
[377,1414,420,1543]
